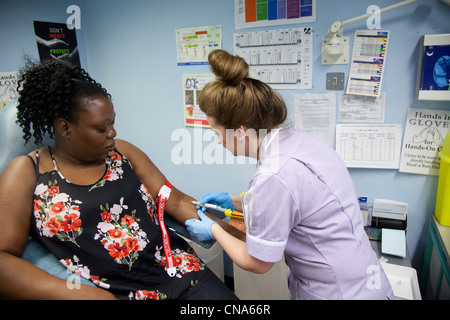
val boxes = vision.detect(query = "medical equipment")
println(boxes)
[191,201,244,219]
[322,0,419,65]
[155,181,177,277]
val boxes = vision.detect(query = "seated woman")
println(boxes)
[0,58,241,300]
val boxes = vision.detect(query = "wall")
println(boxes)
[1,0,449,276]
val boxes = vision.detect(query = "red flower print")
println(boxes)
[139,290,160,300]
[108,243,124,259]
[48,185,59,197]
[97,198,148,270]
[148,207,154,219]
[111,152,121,161]
[175,255,183,266]
[108,242,130,259]
[50,202,66,215]
[61,213,82,232]
[46,217,61,235]
[34,181,83,246]
[108,229,125,239]
[33,199,41,211]
[125,237,140,252]
[103,169,112,181]
[121,214,135,226]
[142,184,150,195]
[101,210,112,222]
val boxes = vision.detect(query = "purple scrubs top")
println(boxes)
[242,129,394,300]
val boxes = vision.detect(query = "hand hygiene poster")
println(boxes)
[34,21,81,68]
[399,108,450,176]
[0,72,20,111]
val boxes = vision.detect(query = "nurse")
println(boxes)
[185,49,394,300]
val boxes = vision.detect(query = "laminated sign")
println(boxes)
[34,21,81,68]
[399,108,450,176]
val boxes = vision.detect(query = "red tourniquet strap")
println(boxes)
[155,181,176,277]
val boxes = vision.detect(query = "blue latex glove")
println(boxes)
[199,192,235,211]
[185,210,218,242]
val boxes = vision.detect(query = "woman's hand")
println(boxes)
[185,210,218,242]
[199,192,235,211]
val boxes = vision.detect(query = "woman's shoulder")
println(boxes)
[1,154,37,187]
[113,139,149,166]
[25,147,55,174]
[114,139,139,157]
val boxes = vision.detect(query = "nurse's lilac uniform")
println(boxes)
[243,128,394,300]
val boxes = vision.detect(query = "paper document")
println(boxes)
[175,25,222,66]
[338,92,386,123]
[346,30,390,97]
[293,93,336,147]
[335,124,402,169]
[233,27,313,89]
[182,74,215,127]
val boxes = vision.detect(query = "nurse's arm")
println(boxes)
[230,194,243,212]
[211,223,273,274]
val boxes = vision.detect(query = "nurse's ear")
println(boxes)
[237,125,248,141]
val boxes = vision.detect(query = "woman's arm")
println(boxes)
[0,156,116,299]
[116,140,246,241]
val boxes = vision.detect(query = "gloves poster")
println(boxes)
[0,72,20,111]
[399,108,450,176]
[34,21,81,68]
[182,74,214,127]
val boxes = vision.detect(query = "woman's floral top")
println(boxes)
[30,148,206,300]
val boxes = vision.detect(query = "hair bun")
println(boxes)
[208,50,249,86]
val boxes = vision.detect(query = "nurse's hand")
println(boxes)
[185,210,218,242]
[199,192,235,211]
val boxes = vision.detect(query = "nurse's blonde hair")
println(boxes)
[199,50,287,135]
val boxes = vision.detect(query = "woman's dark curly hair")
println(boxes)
[16,58,111,145]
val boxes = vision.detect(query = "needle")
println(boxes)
[191,200,244,218]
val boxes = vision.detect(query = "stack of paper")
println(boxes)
[373,199,408,221]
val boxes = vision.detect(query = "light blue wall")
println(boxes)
[1,0,449,274]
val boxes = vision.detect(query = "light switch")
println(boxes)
[326,72,345,90]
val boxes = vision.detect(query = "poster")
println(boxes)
[182,74,215,127]
[399,108,450,176]
[335,124,402,169]
[34,21,81,68]
[235,0,316,30]
[346,30,390,97]
[175,25,222,66]
[233,27,313,90]
[0,71,20,111]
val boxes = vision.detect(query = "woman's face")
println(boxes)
[207,116,262,159]
[207,115,234,154]
[207,115,246,157]
[68,96,117,161]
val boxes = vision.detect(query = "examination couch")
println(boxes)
[0,100,212,290]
